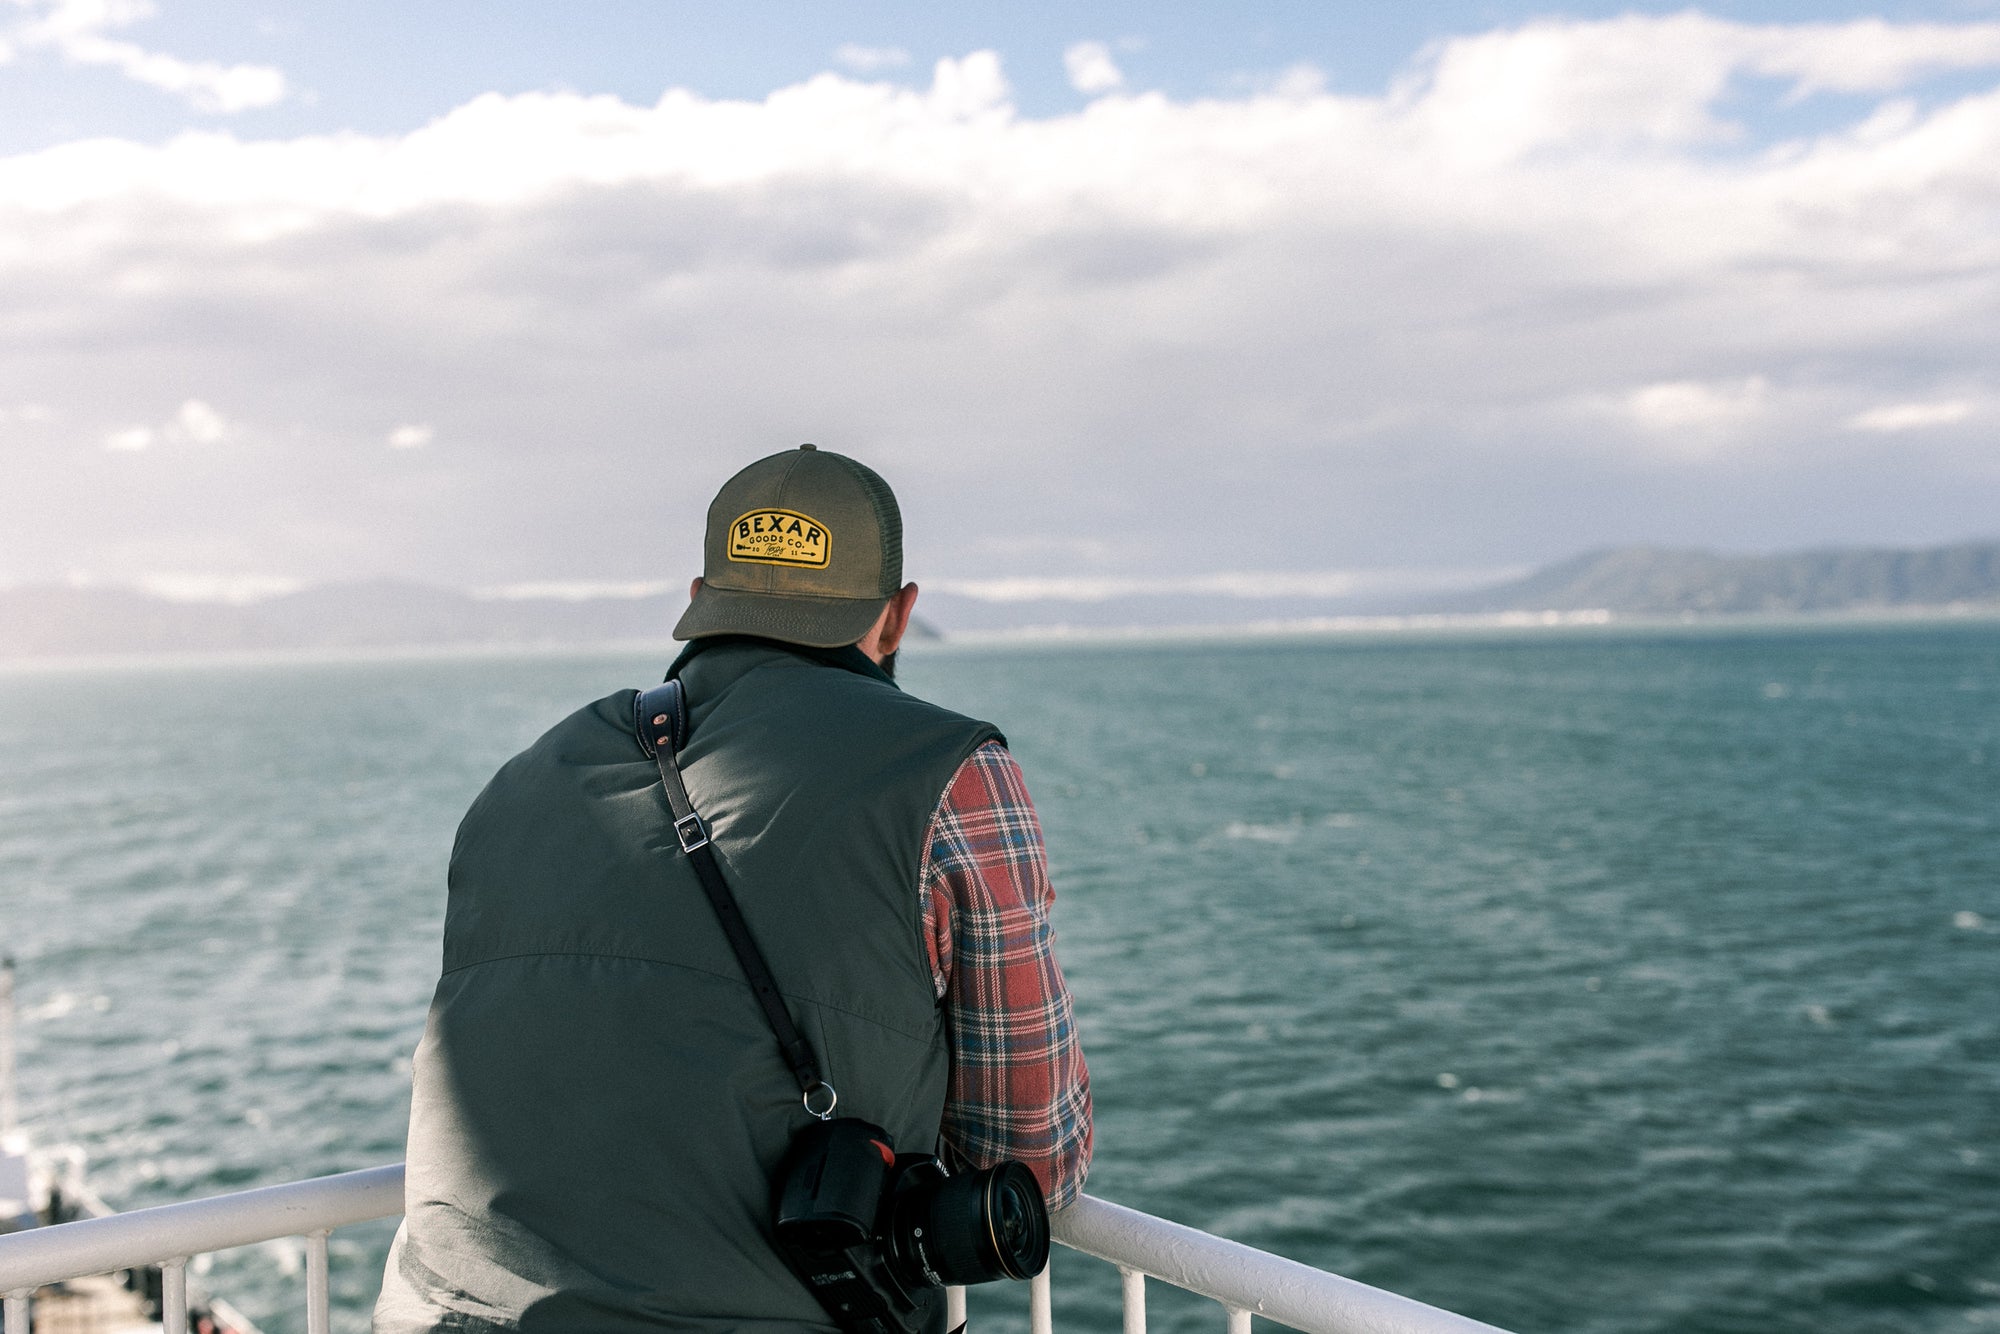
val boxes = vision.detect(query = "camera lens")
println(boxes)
[888,1161,1050,1288]
[992,1174,1037,1260]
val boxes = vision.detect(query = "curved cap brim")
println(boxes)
[673,582,889,648]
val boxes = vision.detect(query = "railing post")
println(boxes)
[162,1256,189,1334]
[1030,1265,1053,1334]
[5,1288,30,1334]
[945,1285,966,1332]
[1224,1304,1252,1334]
[1120,1267,1146,1334]
[306,1230,332,1334]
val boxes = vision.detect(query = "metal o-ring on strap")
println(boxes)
[803,1082,839,1120]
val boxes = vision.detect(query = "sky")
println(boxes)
[3,0,1999,610]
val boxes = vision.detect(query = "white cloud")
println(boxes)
[5,16,2000,588]
[476,580,680,601]
[7,0,285,112]
[1263,64,1328,99]
[1064,40,1123,95]
[1746,19,2000,96]
[1626,377,1771,432]
[833,43,910,74]
[103,399,232,451]
[935,573,1348,602]
[933,568,1514,603]
[1400,13,2000,164]
[168,398,227,443]
[1848,400,1974,431]
[135,571,301,602]
[387,423,434,449]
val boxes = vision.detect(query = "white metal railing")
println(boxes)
[0,1164,1512,1334]
[0,1165,400,1334]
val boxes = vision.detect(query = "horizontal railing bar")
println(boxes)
[0,1165,404,1292]
[1052,1195,1514,1334]
[0,1164,1515,1334]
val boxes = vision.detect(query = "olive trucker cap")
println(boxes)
[672,444,903,648]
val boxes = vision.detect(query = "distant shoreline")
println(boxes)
[6,602,1998,674]
[920,603,2000,652]
[9,540,1997,663]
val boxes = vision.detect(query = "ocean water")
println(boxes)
[2,622,1996,1334]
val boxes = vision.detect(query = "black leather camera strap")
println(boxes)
[635,680,828,1105]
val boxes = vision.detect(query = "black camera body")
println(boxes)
[774,1118,1050,1334]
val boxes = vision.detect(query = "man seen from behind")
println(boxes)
[374,444,1092,1334]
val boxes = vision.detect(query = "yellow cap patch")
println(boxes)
[727,509,831,568]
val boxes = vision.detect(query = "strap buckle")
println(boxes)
[674,813,709,853]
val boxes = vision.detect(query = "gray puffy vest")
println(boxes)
[374,640,1001,1334]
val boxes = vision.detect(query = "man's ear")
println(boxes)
[689,576,703,601]
[876,582,920,657]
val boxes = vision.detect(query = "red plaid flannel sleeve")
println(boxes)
[918,740,1093,1209]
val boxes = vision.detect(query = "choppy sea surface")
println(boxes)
[3,622,1997,1334]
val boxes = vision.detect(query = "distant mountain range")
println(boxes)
[1425,541,2000,616]
[3,540,1996,660]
